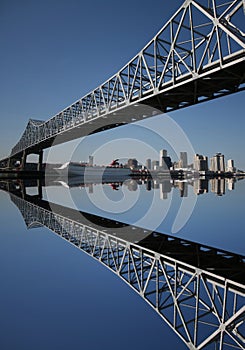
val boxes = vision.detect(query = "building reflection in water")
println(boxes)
[0,179,244,350]
[60,176,241,199]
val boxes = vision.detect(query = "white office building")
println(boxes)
[210,153,225,172]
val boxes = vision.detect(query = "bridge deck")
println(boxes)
[1,0,244,162]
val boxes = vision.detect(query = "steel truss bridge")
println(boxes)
[1,180,244,350]
[1,0,245,168]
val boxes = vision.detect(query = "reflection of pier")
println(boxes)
[1,180,244,350]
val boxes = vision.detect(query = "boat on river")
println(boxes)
[55,160,132,179]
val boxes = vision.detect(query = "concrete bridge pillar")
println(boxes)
[21,150,27,169]
[7,156,21,169]
[5,151,28,170]
[7,149,43,171]
[37,178,43,199]
[37,150,43,172]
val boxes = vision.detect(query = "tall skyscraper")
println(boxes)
[227,159,236,172]
[193,154,208,171]
[180,152,188,168]
[152,160,159,170]
[159,149,167,167]
[210,153,225,172]
[159,149,172,170]
[160,149,167,159]
[146,159,152,170]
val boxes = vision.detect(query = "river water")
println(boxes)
[0,176,244,350]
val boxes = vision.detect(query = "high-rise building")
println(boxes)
[180,152,188,168]
[193,154,209,171]
[152,160,159,170]
[160,149,167,160]
[210,153,225,172]
[145,159,152,170]
[227,159,236,172]
[159,149,172,170]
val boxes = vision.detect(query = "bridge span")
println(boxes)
[0,0,245,169]
[1,179,244,350]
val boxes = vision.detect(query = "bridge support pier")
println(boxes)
[7,154,24,169]
[21,182,26,198]
[11,149,43,172]
[37,178,43,199]
[37,150,43,172]
[20,150,27,170]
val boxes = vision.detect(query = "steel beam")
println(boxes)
[2,184,243,350]
[1,0,243,159]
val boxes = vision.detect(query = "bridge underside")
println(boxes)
[146,59,245,112]
[1,0,244,169]
[4,59,244,166]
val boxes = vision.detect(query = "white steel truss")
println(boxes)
[8,0,245,157]
[8,191,245,350]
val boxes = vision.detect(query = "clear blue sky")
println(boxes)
[0,0,244,169]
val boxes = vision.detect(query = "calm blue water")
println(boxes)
[0,177,244,350]
[44,177,245,254]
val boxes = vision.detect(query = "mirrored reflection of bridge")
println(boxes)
[1,180,244,350]
[1,0,245,169]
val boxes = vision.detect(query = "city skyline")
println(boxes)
[0,0,245,170]
[0,2,244,350]
[69,149,243,173]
